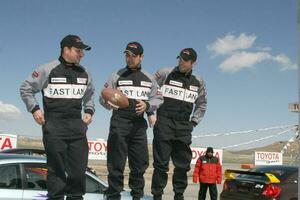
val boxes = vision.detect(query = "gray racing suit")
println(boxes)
[151,66,207,200]
[20,56,95,200]
[99,66,163,200]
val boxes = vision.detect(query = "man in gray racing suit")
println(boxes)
[151,48,207,200]
[20,35,95,200]
[100,42,163,200]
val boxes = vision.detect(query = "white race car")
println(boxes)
[0,153,152,200]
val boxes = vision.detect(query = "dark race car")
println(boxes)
[220,165,298,200]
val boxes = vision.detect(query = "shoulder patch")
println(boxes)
[32,70,39,78]
[155,72,161,79]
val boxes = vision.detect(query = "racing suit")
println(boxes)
[20,56,95,200]
[99,66,163,200]
[151,66,207,200]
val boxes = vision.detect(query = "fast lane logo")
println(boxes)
[44,84,87,99]
[48,87,84,96]
[128,43,138,49]
[183,49,190,55]
[75,37,82,43]
[161,85,198,103]
[117,86,150,100]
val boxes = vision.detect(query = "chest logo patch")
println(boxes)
[51,77,67,83]
[118,80,133,85]
[169,80,183,87]
[140,81,152,87]
[43,84,87,99]
[117,86,151,100]
[189,85,199,91]
[77,78,87,84]
[161,85,198,103]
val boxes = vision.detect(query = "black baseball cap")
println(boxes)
[124,42,143,56]
[206,147,214,153]
[60,35,91,51]
[177,48,197,62]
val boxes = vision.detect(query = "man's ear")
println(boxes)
[62,46,71,55]
[140,54,144,61]
[192,60,196,67]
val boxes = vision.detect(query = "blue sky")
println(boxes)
[0,0,298,150]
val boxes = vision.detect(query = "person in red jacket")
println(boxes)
[193,147,222,200]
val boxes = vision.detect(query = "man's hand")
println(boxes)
[32,110,45,125]
[83,113,92,125]
[136,100,147,115]
[147,115,156,128]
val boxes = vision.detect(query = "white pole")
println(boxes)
[297,0,300,198]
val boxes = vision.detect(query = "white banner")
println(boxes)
[0,134,17,150]
[255,151,282,165]
[87,140,223,164]
[191,147,223,165]
[88,139,107,160]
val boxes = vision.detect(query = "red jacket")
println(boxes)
[193,155,222,184]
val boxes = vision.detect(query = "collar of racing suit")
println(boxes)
[59,56,78,67]
[174,66,193,77]
[126,64,142,72]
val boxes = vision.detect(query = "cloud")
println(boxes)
[207,33,256,55]
[220,51,271,73]
[271,54,297,71]
[258,47,272,52]
[208,33,297,73]
[0,101,21,120]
